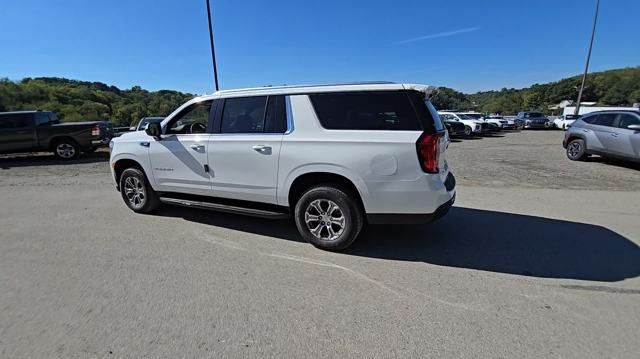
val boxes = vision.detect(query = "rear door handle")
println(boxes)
[190,144,205,151]
[252,145,272,154]
[611,133,619,137]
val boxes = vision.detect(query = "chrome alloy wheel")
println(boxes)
[56,143,76,159]
[567,141,582,159]
[124,176,146,208]
[304,199,345,241]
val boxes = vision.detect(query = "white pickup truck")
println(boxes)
[109,82,456,251]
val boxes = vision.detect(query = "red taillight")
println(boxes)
[416,133,440,173]
[91,125,100,136]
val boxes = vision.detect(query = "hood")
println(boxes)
[114,130,149,142]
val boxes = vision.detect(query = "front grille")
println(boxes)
[480,123,489,129]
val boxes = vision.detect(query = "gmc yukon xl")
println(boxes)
[109,83,456,251]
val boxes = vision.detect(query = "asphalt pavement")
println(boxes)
[1,130,639,358]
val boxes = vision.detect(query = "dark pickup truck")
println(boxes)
[0,110,113,159]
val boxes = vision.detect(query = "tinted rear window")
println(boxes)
[309,91,423,131]
[0,113,33,129]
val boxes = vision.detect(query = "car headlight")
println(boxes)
[109,140,114,150]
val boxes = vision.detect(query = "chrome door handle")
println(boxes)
[611,133,619,137]
[190,144,205,151]
[252,145,272,154]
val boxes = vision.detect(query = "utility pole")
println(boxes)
[574,0,600,115]
[205,0,219,91]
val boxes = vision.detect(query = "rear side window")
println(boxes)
[35,112,52,126]
[264,96,287,133]
[0,113,33,129]
[309,91,423,131]
[222,96,267,133]
[618,114,640,128]
[582,115,596,124]
[592,113,618,127]
[220,95,286,134]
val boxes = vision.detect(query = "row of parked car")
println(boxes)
[437,111,562,138]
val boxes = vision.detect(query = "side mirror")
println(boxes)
[627,124,640,131]
[145,122,162,139]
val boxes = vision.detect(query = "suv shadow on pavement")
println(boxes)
[585,156,640,171]
[0,151,109,169]
[348,207,640,282]
[155,206,640,282]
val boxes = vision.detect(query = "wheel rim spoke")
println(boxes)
[123,176,145,208]
[305,199,345,241]
[305,213,322,223]
[309,222,324,237]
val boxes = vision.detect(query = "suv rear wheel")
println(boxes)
[119,168,160,213]
[294,186,364,251]
[566,139,587,161]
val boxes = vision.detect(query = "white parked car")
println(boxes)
[109,82,456,251]
[552,114,581,130]
[438,111,488,136]
[483,115,517,130]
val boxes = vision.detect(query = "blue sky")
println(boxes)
[1,0,638,94]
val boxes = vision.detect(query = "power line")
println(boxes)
[574,0,600,115]
[205,0,219,91]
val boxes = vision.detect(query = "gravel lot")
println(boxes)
[1,130,639,358]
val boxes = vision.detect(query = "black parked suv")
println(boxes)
[517,111,551,129]
[443,120,466,137]
[0,111,113,159]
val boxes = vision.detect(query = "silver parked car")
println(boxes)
[563,110,640,162]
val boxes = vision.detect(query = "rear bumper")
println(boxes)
[366,172,456,224]
[367,193,455,224]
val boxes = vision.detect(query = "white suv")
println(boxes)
[109,82,456,251]
[438,111,486,136]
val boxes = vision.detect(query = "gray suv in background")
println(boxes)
[563,110,640,163]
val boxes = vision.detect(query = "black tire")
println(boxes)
[294,185,364,251]
[52,139,80,160]
[119,168,160,213]
[463,125,472,137]
[566,139,587,161]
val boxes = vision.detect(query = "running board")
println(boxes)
[159,196,290,219]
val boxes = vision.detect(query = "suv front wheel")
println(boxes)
[566,139,588,161]
[294,186,364,251]
[119,168,160,213]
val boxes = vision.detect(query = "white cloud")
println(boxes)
[396,27,480,44]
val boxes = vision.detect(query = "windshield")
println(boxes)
[463,113,484,119]
[526,112,544,118]
[457,114,475,120]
